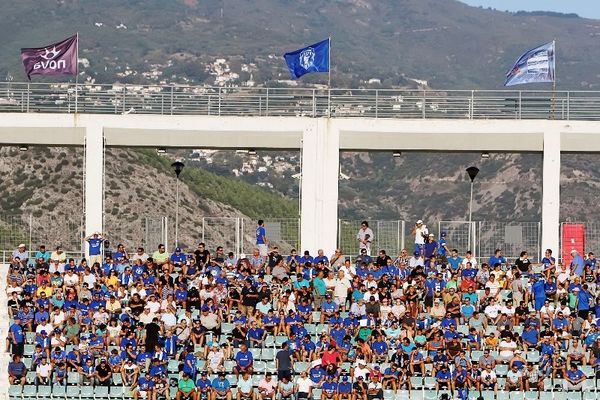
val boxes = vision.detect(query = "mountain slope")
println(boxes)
[2,0,600,88]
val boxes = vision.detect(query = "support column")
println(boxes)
[84,124,104,247]
[541,128,560,258]
[300,119,339,256]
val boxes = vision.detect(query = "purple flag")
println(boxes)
[20,34,78,80]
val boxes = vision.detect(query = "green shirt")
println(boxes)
[179,378,195,393]
[152,250,170,264]
[313,277,326,296]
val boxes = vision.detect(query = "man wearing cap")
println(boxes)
[11,244,29,267]
[352,375,368,400]
[411,220,428,256]
[170,247,187,268]
[196,372,212,400]
[356,221,374,256]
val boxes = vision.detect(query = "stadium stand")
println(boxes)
[4,223,600,400]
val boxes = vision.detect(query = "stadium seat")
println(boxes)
[423,389,437,400]
[22,358,31,369]
[265,361,277,373]
[21,385,36,400]
[581,365,593,378]
[482,391,495,400]
[23,344,35,355]
[311,312,321,322]
[526,352,540,363]
[264,335,275,348]
[37,385,52,397]
[25,371,36,385]
[383,390,395,400]
[168,359,180,373]
[110,386,127,399]
[496,364,508,377]
[68,371,80,385]
[295,362,309,372]
[553,393,572,400]
[221,323,233,334]
[496,391,510,400]
[8,385,22,397]
[312,389,322,399]
[524,392,538,400]
[471,350,483,360]
[254,360,266,373]
[395,390,410,400]
[52,385,66,396]
[66,386,80,398]
[509,391,524,400]
[226,374,237,386]
[423,377,436,389]
[250,348,262,359]
[224,360,236,371]
[113,373,123,386]
[409,377,423,390]
[95,386,110,399]
[583,391,598,400]
[275,336,288,346]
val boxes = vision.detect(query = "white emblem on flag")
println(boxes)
[299,47,315,69]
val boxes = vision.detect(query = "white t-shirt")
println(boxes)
[296,377,313,393]
[414,225,428,245]
[357,228,374,247]
[461,257,478,268]
[207,350,224,370]
[500,306,515,316]
[485,281,500,296]
[499,340,517,358]
[333,278,352,299]
[353,365,370,380]
[37,363,52,377]
[484,304,502,319]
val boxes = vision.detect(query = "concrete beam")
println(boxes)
[0,127,85,146]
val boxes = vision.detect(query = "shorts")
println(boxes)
[424,296,433,308]
[258,244,268,257]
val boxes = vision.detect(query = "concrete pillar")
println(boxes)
[300,119,339,256]
[541,128,561,258]
[84,124,104,246]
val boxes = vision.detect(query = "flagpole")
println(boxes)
[75,32,79,114]
[327,36,331,117]
[551,39,556,119]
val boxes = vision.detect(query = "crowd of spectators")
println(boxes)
[5,219,600,400]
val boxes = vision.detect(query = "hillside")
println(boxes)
[3,0,600,88]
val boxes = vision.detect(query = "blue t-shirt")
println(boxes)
[338,381,352,393]
[256,227,266,244]
[10,323,24,343]
[235,350,253,367]
[212,378,230,391]
[322,381,338,395]
[88,238,103,256]
[567,369,584,381]
[448,256,462,270]
[309,367,325,383]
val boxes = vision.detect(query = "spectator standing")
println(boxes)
[356,221,374,256]
[275,342,293,380]
[411,220,428,255]
[256,220,268,257]
[85,232,104,266]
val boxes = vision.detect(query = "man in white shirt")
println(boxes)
[485,275,501,298]
[338,259,356,279]
[356,221,374,256]
[294,371,313,400]
[411,220,428,255]
[498,337,517,363]
[484,299,502,323]
[333,271,352,311]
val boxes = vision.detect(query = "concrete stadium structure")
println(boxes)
[1,112,598,259]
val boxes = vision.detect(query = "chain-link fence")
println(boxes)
[338,219,404,256]
[438,221,477,255]
[478,221,541,262]
[239,218,300,255]
[0,213,84,254]
[201,217,239,254]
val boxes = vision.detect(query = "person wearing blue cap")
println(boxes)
[170,247,187,268]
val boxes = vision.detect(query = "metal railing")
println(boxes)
[2,82,600,120]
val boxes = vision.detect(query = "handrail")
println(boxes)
[2,82,600,120]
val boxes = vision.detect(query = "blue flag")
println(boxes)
[504,41,555,86]
[283,38,330,80]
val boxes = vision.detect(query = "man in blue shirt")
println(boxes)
[437,232,449,264]
[211,372,231,400]
[564,363,586,391]
[321,375,338,399]
[337,375,352,400]
[9,316,24,356]
[447,249,462,271]
[256,220,268,257]
[541,249,556,278]
[576,285,593,319]
[570,250,585,277]
[488,249,507,268]
[170,247,187,267]
[435,365,452,391]
[86,232,104,266]
[196,372,212,400]
[234,343,254,377]
[320,295,338,323]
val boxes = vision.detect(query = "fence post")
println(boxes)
[375,89,379,119]
[297,217,301,251]
[518,91,522,119]
[422,90,426,119]
[235,218,241,257]
[163,216,169,253]
[265,88,269,116]
[396,220,401,255]
[470,90,474,119]
[566,91,570,121]
[28,214,33,254]
[170,86,174,115]
[26,83,30,113]
[201,217,206,244]
[400,221,405,252]
[122,87,126,114]
[312,89,316,117]
[218,87,222,116]
[337,219,341,250]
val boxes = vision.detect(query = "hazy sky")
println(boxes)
[460,0,600,19]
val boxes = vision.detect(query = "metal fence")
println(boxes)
[0,213,84,254]
[337,219,404,256]
[3,82,600,120]
[438,221,477,256]
[478,221,541,262]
